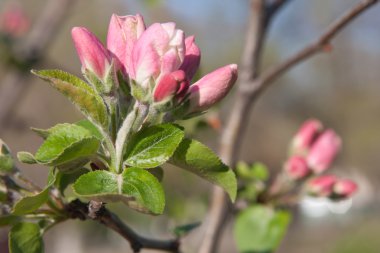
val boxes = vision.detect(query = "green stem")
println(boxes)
[115,102,149,173]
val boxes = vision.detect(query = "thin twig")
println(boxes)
[66,200,180,253]
[200,0,379,252]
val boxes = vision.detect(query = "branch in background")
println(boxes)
[199,0,379,252]
[66,200,180,253]
[0,0,76,130]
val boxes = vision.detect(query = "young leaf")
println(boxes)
[169,138,237,201]
[32,124,99,167]
[0,215,20,227]
[0,138,15,173]
[12,171,56,215]
[124,124,184,168]
[9,222,44,253]
[234,205,291,253]
[173,222,201,237]
[54,167,89,195]
[17,152,37,164]
[0,154,14,173]
[32,69,109,128]
[75,120,103,140]
[73,168,165,214]
[12,189,49,216]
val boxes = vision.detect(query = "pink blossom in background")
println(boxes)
[0,4,30,37]
[284,156,310,180]
[307,129,341,174]
[307,175,337,197]
[290,119,322,155]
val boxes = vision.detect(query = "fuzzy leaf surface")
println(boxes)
[73,168,165,214]
[33,124,99,167]
[124,124,184,168]
[32,69,108,128]
[169,138,237,201]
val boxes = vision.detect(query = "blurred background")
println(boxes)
[0,0,380,252]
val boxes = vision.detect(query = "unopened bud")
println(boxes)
[290,119,322,155]
[307,129,341,174]
[153,70,189,111]
[307,175,337,197]
[284,156,310,180]
[333,179,358,199]
[72,27,112,81]
[186,64,238,115]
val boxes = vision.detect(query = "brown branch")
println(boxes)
[0,0,76,129]
[66,200,180,253]
[249,0,380,96]
[199,0,379,253]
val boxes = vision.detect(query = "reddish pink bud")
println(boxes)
[307,129,341,174]
[72,27,111,79]
[284,156,310,180]
[0,4,30,37]
[291,119,323,155]
[131,22,185,87]
[333,179,358,198]
[153,70,189,103]
[187,64,238,114]
[307,175,337,197]
[107,14,145,74]
[179,36,201,80]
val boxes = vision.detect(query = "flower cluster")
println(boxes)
[71,14,238,117]
[284,119,357,200]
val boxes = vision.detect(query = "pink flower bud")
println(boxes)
[72,27,111,80]
[307,175,337,197]
[131,22,185,87]
[153,70,189,103]
[186,64,238,114]
[307,129,341,174]
[0,4,30,37]
[179,36,201,80]
[284,156,310,180]
[333,179,358,198]
[291,119,322,155]
[107,14,145,74]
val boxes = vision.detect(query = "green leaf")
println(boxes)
[33,124,100,167]
[9,222,44,253]
[124,124,184,168]
[73,168,165,214]
[32,121,103,141]
[54,168,89,195]
[173,222,201,237]
[75,120,103,140]
[169,138,237,201]
[32,69,108,128]
[237,162,269,181]
[17,152,37,164]
[12,171,56,215]
[12,189,49,216]
[0,154,14,173]
[234,205,291,253]
[0,215,20,227]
